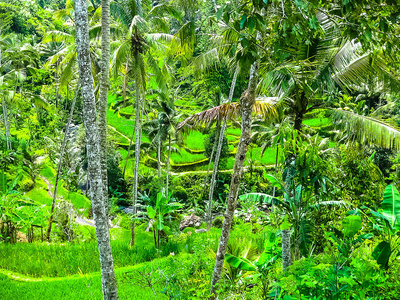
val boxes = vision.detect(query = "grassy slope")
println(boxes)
[25,165,90,214]
[107,94,332,173]
[0,255,176,300]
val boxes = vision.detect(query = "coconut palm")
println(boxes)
[258,13,400,147]
[42,0,106,95]
[111,0,197,244]
[143,96,181,196]
[74,0,118,298]
[98,0,111,215]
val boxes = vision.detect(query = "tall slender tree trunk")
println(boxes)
[74,1,118,299]
[2,97,11,150]
[210,58,260,296]
[282,229,292,271]
[206,66,239,231]
[166,133,171,196]
[157,137,162,190]
[46,83,80,241]
[203,128,218,187]
[130,87,142,246]
[207,119,226,231]
[98,0,111,216]
[293,92,307,132]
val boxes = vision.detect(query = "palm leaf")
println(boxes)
[332,109,400,149]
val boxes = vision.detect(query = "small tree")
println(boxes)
[146,190,182,248]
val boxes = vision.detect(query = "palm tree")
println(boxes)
[42,0,105,96]
[98,0,111,215]
[259,13,400,143]
[111,0,194,245]
[143,96,181,195]
[74,0,118,298]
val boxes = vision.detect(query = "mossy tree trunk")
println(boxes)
[74,1,118,298]
[98,0,111,216]
[210,58,260,296]
[130,86,142,246]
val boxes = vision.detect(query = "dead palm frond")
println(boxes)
[177,97,280,132]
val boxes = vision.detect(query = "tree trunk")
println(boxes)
[203,128,218,187]
[46,83,80,241]
[207,119,226,231]
[157,137,162,191]
[293,92,307,132]
[122,125,135,178]
[166,133,171,196]
[210,58,260,296]
[74,1,119,299]
[206,66,239,231]
[130,87,142,246]
[2,97,11,150]
[272,144,279,197]
[98,0,111,216]
[282,229,292,271]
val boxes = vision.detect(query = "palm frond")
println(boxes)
[332,109,400,149]
[177,98,280,132]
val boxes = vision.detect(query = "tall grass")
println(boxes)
[0,228,180,278]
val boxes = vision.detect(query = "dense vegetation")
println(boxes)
[1,0,400,299]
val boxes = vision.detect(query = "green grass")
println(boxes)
[0,255,175,300]
[170,149,207,164]
[303,117,330,127]
[25,179,52,206]
[185,131,206,150]
[58,186,90,212]
[40,166,55,182]
[0,228,180,278]
[226,128,241,136]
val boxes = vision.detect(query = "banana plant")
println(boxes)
[225,232,279,298]
[146,190,182,248]
[366,184,400,268]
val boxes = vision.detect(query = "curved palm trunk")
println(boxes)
[46,83,80,241]
[74,1,118,299]
[166,133,171,196]
[210,58,260,296]
[122,125,135,178]
[157,137,162,191]
[203,130,218,187]
[206,66,239,231]
[98,0,111,216]
[2,97,11,150]
[207,119,226,230]
[130,87,142,246]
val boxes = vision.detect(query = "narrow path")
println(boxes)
[39,174,107,229]
[107,124,131,142]
[39,175,54,198]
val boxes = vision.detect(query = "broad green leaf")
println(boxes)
[248,16,255,34]
[225,253,256,271]
[265,174,284,190]
[258,232,276,265]
[146,206,156,220]
[372,241,391,268]
[240,15,247,29]
[342,215,362,238]
[382,185,400,230]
